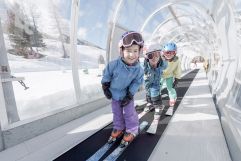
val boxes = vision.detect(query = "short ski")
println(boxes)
[146,114,161,134]
[103,121,148,161]
[86,134,122,161]
[165,107,174,116]
[138,105,154,119]
[86,105,151,161]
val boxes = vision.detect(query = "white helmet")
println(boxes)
[145,43,161,53]
[144,43,161,59]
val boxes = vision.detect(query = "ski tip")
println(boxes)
[146,132,156,135]
[139,121,149,131]
[146,128,157,134]
[140,121,148,126]
[165,108,174,116]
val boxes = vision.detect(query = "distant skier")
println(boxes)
[203,59,209,75]
[160,42,181,116]
[101,31,144,144]
[143,43,167,114]
[97,55,105,76]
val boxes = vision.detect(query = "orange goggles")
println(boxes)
[163,51,176,55]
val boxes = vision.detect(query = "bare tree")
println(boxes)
[49,0,69,58]
[28,3,46,52]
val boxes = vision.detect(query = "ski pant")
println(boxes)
[146,85,160,98]
[112,99,139,135]
[160,77,177,100]
[145,81,164,105]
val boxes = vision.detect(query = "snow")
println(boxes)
[1,0,108,121]
[4,35,106,120]
[13,69,103,120]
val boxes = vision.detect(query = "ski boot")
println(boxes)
[154,104,165,115]
[166,99,176,116]
[169,99,176,107]
[108,129,123,144]
[120,132,136,148]
[144,95,152,112]
[144,102,152,112]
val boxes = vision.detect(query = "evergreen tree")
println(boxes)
[30,27,46,49]
[28,4,46,51]
[7,5,46,58]
[7,10,30,56]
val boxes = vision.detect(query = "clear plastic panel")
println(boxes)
[117,0,170,32]
[2,0,76,120]
[76,0,119,104]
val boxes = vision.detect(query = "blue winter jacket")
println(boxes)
[144,59,167,92]
[101,57,144,101]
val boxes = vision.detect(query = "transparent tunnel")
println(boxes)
[0,0,240,161]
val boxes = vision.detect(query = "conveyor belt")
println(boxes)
[54,69,199,161]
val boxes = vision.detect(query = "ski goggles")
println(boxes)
[120,32,144,47]
[146,50,161,59]
[163,51,176,55]
[162,50,176,59]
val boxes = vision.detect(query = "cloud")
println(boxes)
[77,27,87,39]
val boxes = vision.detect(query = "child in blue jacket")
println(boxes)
[143,44,167,114]
[101,31,144,144]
